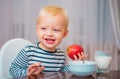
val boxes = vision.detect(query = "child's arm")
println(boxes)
[9,47,29,78]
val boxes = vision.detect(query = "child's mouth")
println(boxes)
[45,38,55,44]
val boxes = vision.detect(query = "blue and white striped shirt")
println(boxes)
[9,42,69,78]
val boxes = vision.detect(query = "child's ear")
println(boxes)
[36,25,38,29]
[63,30,68,38]
[36,25,40,30]
[36,25,39,34]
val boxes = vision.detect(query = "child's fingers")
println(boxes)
[32,62,41,67]
[34,62,41,66]
[73,55,77,60]
[73,52,88,61]
[78,53,82,60]
[80,52,88,60]
[32,66,44,75]
[28,65,36,72]
[82,53,88,60]
[28,62,41,72]
[28,66,44,76]
[28,68,37,76]
[85,54,88,59]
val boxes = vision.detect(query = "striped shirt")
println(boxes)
[9,42,69,78]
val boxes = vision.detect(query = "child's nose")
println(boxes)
[46,30,53,36]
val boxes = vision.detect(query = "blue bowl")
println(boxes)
[68,61,96,76]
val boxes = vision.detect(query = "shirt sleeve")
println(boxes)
[9,46,29,78]
[61,58,71,72]
[61,64,71,72]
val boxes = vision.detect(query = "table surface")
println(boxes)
[11,70,120,79]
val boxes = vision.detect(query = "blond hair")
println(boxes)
[36,5,69,28]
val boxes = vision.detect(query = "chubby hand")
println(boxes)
[73,52,88,61]
[27,62,44,76]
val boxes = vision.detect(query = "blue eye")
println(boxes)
[41,27,46,30]
[54,29,60,32]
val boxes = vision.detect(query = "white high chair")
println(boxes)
[0,38,33,79]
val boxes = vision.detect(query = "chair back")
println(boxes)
[0,38,33,78]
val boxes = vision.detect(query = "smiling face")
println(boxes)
[36,14,68,52]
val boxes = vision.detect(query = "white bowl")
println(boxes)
[68,61,96,76]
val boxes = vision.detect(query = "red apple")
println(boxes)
[67,44,84,60]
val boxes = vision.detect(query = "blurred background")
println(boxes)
[0,0,120,70]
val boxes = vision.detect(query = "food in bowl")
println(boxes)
[68,61,96,76]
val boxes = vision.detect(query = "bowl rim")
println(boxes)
[68,60,96,66]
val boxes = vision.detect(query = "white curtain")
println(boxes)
[108,0,120,49]
[108,0,120,70]
[0,0,119,70]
